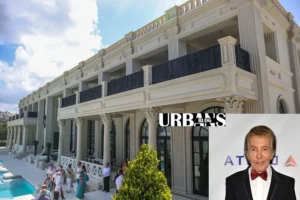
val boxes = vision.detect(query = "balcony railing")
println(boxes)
[62,94,76,108]
[235,46,251,72]
[27,112,38,118]
[80,85,102,103]
[152,45,221,84]
[107,70,144,96]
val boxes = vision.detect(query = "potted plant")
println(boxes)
[113,144,172,200]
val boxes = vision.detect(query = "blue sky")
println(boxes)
[0,0,299,113]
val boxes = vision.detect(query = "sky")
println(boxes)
[0,0,299,114]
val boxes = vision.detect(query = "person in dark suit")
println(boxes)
[225,125,296,200]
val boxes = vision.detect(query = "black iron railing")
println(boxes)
[107,70,144,96]
[80,85,102,103]
[62,94,76,108]
[20,112,24,118]
[27,112,38,118]
[235,46,251,72]
[152,45,221,84]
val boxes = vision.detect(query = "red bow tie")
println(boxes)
[251,169,267,181]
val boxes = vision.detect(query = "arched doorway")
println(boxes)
[192,106,224,197]
[140,119,172,187]
[101,121,116,163]
[125,119,130,161]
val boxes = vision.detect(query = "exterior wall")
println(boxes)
[269,84,296,113]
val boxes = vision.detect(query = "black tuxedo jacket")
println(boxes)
[225,166,296,200]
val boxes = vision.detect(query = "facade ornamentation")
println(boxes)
[143,107,160,122]
[75,117,84,127]
[216,96,247,113]
[57,119,65,128]
[101,113,112,126]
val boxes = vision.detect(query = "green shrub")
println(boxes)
[113,144,172,200]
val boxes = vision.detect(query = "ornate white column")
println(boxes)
[7,127,11,149]
[238,2,271,113]
[13,126,17,146]
[144,107,160,150]
[57,119,65,165]
[17,125,22,145]
[216,96,247,113]
[101,113,112,166]
[22,126,28,152]
[75,117,84,162]
[94,119,102,158]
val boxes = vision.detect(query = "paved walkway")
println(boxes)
[0,148,192,200]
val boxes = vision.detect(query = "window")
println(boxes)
[278,99,287,114]
[87,120,95,156]
[192,106,224,197]
[125,119,130,161]
[140,119,149,145]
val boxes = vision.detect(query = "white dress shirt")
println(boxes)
[76,167,81,179]
[54,174,63,190]
[249,165,272,200]
[116,175,123,190]
[102,167,111,177]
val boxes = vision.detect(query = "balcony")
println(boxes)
[7,111,38,126]
[62,94,76,108]
[27,112,38,118]
[107,70,144,96]
[152,45,221,84]
[80,85,102,103]
[58,36,256,119]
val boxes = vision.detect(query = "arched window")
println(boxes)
[278,99,287,114]
[140,119,172,187]
[125,119,130,161]
[192,106,224,197]
[140,119,149,145]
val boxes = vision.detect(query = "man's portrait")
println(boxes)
[209,115,299,200]
[225,125,296,200]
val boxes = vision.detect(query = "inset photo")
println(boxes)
[210,114,299,200]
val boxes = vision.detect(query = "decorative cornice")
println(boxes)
[216,95,247,113]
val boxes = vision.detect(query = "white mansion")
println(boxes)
[6,0,300,199]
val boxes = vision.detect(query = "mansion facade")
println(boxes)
[6,0,300,199]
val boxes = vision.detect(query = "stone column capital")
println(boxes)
[58,119,65,128]
[216,95,247,113]
[101,113,113,126]
[75,117,84,127]
[143,107,160,122]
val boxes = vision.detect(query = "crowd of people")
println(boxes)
[34,162,88,200]
[34,161,127,200]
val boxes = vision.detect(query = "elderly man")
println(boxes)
[102,162,111,192]
[225,125,296,200]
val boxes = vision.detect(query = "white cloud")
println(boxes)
[0,0,103,113]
